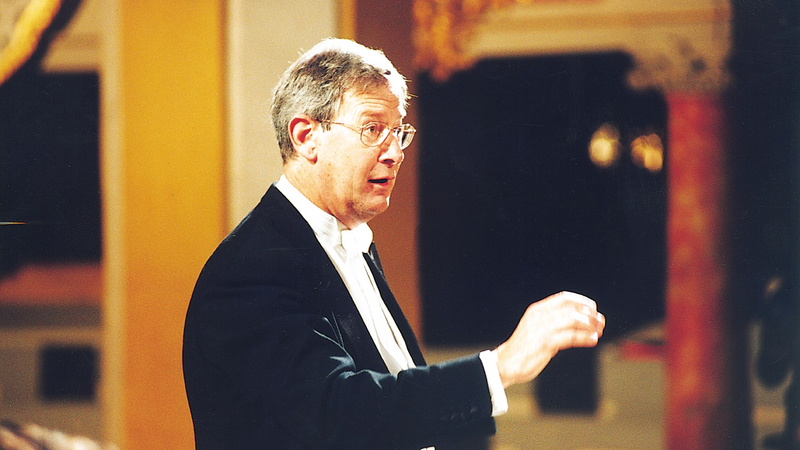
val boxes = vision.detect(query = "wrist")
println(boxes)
[493,343,515,389]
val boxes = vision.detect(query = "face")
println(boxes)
[312,86,406,228]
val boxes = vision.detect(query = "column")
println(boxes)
[100,1,227,449]
[629,37,750,450]
[663,92,748,450]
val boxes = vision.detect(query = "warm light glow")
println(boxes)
[589,122,621,168]
[631,133,664,173]
[764,275,784,299]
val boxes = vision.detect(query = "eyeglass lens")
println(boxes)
[361,123,414,149]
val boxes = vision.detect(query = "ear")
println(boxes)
[288,114,319,163]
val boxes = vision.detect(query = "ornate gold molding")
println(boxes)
[0,0,63,85]
[627,34,731,93]
[414,0,545,81]
[414,0,732,93]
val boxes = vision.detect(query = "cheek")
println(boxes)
[322,157,363,197]
[318,146,376,192]
[340,157,373,184]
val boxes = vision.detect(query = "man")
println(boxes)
[183,38,605,450]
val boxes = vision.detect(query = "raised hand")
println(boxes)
[494,291,606,388]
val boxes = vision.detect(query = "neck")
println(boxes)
[282,165,365,230]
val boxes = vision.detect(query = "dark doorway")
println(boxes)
[417,53,667,412]
[0,70,101,277]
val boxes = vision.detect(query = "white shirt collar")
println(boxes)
[276,175,418,376]
[275,175,373,255]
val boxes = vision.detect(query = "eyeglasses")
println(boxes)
[320,120,416,150]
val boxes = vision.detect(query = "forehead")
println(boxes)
[337,86,404,122]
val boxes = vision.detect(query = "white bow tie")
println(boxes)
[340,224,373,257]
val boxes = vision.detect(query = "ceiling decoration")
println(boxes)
[414,0,520,81]
[414,0,588,81]
[0,0,63,85]
[413,0,731,92]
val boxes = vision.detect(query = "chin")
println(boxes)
[363,197,391,218]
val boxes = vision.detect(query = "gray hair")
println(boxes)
[271,38,409,162]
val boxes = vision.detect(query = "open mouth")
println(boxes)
[369,178,389,184]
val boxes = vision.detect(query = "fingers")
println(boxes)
[550,291,597,310]
[561,312,601,348]
[496,291,606,388]
[523,291,605,352]
[571,305,604,329]
[596,311,606,337]
[552,291,605,334]
[555,326,600,351]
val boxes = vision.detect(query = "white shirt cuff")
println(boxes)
[479,350,508,417]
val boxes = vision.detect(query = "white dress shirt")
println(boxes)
[275,176,507,416]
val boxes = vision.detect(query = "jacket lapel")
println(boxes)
[260,186,390,373]
[365,244,427,367]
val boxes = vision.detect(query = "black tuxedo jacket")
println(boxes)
[183,185,495,450]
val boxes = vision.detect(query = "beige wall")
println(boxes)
[226,0,338,227]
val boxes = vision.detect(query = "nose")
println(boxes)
[378,134,404,167]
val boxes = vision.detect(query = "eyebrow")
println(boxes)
[357,110,404,126]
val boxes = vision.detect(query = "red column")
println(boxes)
[664,92,749,450]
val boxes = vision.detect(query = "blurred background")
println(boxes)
[0,0,796,449]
